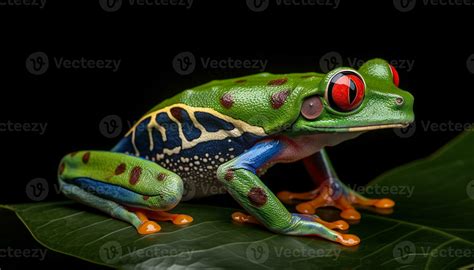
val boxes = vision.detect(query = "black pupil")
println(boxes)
[348,79,357,104]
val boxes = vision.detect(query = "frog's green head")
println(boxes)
[291,58,414,134]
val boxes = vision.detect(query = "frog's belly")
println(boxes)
[156,135,261,199]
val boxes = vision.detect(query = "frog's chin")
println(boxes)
[306,123,410,133]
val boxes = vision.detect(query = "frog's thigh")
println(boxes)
[58,150,186,233]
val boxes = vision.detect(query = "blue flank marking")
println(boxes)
[232,140,283,174]
[156,112,182,149]
[180,110,202,141]
[71,178,143,205]
[134,117,152,154]
[111,109,266,162]
[195,111,235,132]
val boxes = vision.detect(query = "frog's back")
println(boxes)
[151,72,323,133]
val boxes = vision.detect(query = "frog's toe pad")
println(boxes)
[138,221,161,234]
[374,198,395,208]
[335,233,360,247]
[171,214,193,225]
[340,208,361,220]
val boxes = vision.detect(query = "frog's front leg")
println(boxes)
[58,151,192,234]
[217,140,360,246]
[277,149,395,220]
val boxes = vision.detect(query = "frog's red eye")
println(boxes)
[389,64,400,87]
[301,96,323,120]
[326,70,365,112]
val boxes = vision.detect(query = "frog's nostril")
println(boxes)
[395,97,404,106]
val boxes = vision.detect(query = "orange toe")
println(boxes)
[296,203,316,215]
[335,233,360,246]
[374,198,395,208]
[332,220,350,231]
[138,221,161,234]
[172,214,193,225]
[340,208,361,220]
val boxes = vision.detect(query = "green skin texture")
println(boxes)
[58,58,414,245]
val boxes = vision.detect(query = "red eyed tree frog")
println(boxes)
[58,59,414,246]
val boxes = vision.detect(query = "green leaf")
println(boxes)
[2,131,474,269]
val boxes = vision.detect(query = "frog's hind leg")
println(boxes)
[59,179,161,234]
[277,149,395,220]
[58,150,191,234]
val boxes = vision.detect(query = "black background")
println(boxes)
[0,0,472,268]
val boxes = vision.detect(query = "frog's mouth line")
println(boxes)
[346,123,410,132]
[306,123,410,133]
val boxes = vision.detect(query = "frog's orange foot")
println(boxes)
[147,211,194,225]
[231,211,349,231]
[135,211,162,234]
[277,181,395,221]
